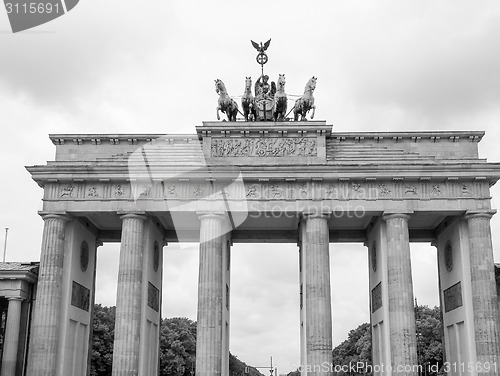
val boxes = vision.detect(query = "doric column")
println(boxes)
[26,213,68,376]
[1,297,23,376]
[302,213,332,376]
[464,211,500,372]
[112,214,146,376]
[383,213,417,375]
[196,213,227,376]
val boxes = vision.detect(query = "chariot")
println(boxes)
[254,97,273,121]
[215,39,316,122]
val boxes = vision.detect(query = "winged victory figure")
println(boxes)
[251,39,271,54]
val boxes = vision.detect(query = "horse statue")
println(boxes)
[241,76,256,121]
[273,74,287,121]
[215,79,238,122]
[294,76,317,121]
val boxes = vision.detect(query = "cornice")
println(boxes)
[26,161,500,181]
[331,130,484,143]
[0,270,38,284]
[49,133,199,145]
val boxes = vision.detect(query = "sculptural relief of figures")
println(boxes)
[211,137,317,157]
[60,184,75,197]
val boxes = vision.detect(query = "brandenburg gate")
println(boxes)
[17,40,500,376]
[24,119,500,376]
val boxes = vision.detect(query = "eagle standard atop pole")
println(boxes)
[251,38,271,77]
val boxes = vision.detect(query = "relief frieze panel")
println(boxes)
[404,185,418,196]
[371,282,382,313]
[60,184,75,198]
[87,186,100,197]
[210,137,317,158]
[114,184,126,198]
[444,282,463,313]
[46,179,484,202]
[71,281,90,312]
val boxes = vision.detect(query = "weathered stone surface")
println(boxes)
[371,282,382,313]
[211,137,317,157]
[70,280,90,311]
[148,282,160,312]
[443,282,463,312]
[302,213,332,376]
[196,214,227,376]
[112,214,146,376]
[464,211,500,374]
[383,213,418,376]
[26,214,68,376]
[1,298,23,376]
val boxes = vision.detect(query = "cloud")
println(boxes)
[0,0,173,106]
[332,2,500,127]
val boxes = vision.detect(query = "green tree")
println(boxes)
[90,304,115,376]
[229,353,264,376]
[415,305,443,373]
[159,317,197,376]
[331,305,443,376]
[332,323,372,376]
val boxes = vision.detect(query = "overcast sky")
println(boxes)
[1,1,500,374]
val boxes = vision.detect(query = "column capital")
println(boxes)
[464,210,496,221]
[197,211,227,221]
[38,212,70,222]
[301,210,331,220]
[197,212,232,243]
[118,212,147,221]
[382,212,412,222]
[6,297,24,302]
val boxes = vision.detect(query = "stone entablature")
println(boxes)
[45,124,486,165]
[50,133,199,162]
[26,124,500,219]
[0,262,38,300]
[42,178,490,203]
[197,121,329,163]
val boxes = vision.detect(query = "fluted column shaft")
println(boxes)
[26,214,68,376]
[1,298,23,376]
[112,214,146,376]
[196,214,226,376]
[383,213,417,376]
[303,213,332,376]
[465,211,500,373]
